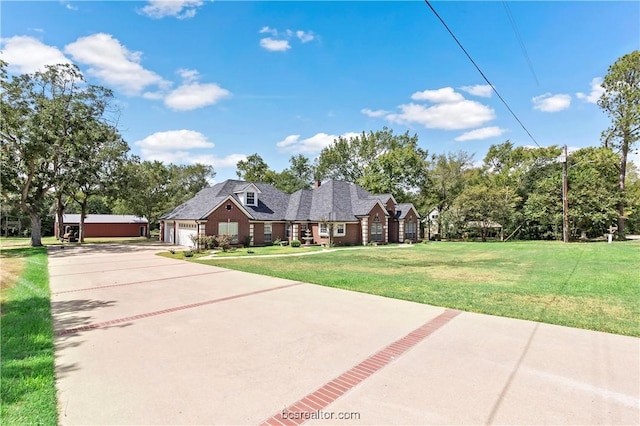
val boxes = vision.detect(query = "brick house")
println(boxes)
[160,179,420,247]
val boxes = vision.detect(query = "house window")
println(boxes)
[218,222,238,243]
[406,222,417,240]
[319,223,329,237]
[246,191,256,206]
[371,223,383,242]
[264,223,272,243]
[334,223,346,237]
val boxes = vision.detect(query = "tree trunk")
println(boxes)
[30,213,42,247]
[56,195,65,240]
[79,201,87,243]
[617,137,628,240]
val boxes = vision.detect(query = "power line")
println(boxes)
[502,1,539,86]
[423,0,541,148]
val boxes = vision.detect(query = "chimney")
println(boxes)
[314,180,322,189]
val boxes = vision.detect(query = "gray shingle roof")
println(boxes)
[62,214,148,224]
[161,179,415,223]
[395,203,419,220]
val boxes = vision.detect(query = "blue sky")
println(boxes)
[2,1,639,182]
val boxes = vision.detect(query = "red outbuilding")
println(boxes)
[55,214,149,239]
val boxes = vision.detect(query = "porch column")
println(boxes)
[399,219,405,242]
[292,223,299,241]
[361,217,369,246]
[384,221,388,243]
[249,223,254,246]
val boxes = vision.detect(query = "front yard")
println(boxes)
[193,241,640,337]
[1,247,58,425]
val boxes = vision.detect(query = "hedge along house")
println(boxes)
[159,179,420,247]
[55,214,149,239]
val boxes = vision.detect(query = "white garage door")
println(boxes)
[164,222,174,244]
[177,223,197,247]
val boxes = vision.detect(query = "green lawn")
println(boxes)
[195,241,640,336]
[1,247,58,425]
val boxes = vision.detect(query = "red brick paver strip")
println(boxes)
[261,309,461,426]
[55,282,302,336]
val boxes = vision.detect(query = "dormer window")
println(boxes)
[234,183,261,206]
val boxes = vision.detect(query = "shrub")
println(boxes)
[404,239,413,245]
[242,235,252,248]
[189,234,219,251]
[169,249,176,254]
[183,250,194,257]
[291,239,301,247]
[217,234,232,252]
[272,238,281,246]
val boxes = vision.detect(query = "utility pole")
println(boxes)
[562,145,569,243]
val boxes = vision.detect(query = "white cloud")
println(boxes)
[454,126,507,142]
[296,30,315,43]
[361,108,389,118]
[459,84,493,97]
[576,77,604,104]
[135,130,244,169]
[259,38,291,52]
[64,33,168,95]
[135,129,215,151]
[0,35,71,74]
[411,87,465,103]
[276,132,359,154]
[140,0,204,19]
[259,26,316,51]
[386,101,496,130]
[532,93,571,112]
[368,86,497,130]
[259,26,278,36]
[164,77,230,111]
[61,1,78,11]
[190,153,247,168]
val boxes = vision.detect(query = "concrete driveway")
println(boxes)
[48,243,639,425]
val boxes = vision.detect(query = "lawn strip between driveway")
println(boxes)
[0,247,58,425]
[52,269,231,295]
[55,282,303,336]
[261,309,462,426]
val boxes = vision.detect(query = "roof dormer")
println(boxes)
[234,183,262,207]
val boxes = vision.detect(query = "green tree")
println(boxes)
[279,154,314,192]
[523,147,620,240]
[114,159,170,232]
[453,182,520,242]
[167,163,215,208]
[236,153,272,182]
[68,124,129,242]
[114,160,214,233]
[598,50,640,238]
[423,151,474,237]
[316,127,429,202]
[1,62,118,246]
[567,147,620,238]
[483,141,561,237]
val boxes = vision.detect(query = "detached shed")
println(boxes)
[55,214,149,238]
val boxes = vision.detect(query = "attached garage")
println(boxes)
[55,214,149,239]
[176,222,197,247]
